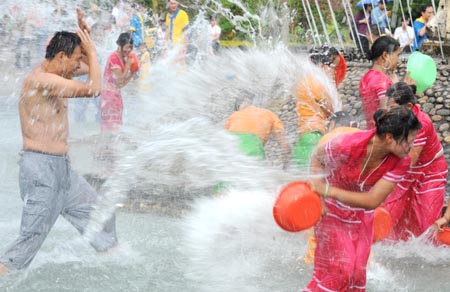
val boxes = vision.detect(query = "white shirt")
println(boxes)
[394,25,414,49]
[208,24,221,42]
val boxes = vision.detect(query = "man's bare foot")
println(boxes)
[0,263,10,276]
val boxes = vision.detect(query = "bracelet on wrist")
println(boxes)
[323,179,329,198]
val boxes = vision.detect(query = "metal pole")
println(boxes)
[370,0,382,36]
[383,0,393,34]
[305,0,322,46]
[327,0,345,51]
[343,0,364,53]
[301,0,318,47]
[314,0,332,45]
[406,0,417,49]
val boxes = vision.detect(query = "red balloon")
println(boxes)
[273,181,322,232]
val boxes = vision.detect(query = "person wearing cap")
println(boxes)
[165,0,189,44]
[208,15,221,55]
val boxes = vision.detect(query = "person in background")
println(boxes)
[151,18,167,60]
[304,106,421,292]
[352,3,373,59]
[292,48,337,168]
[137,42,151,84]
[394,16,415,53]
[359,36,401,129]
[212,95,291,193]
[165,0,189,44]
[208,15,221,55]
[371,0,391,35]
[383,82,448,242]
[225,96,291,166]
[310,46,347,88]
[413,4,434,51]
[129,3,147,48]
[100,32,134,132]
[0,9,118,275]
[366,24,383,45]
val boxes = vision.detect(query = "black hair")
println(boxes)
[386,82,417,106]
[45,31,81,60]
[374,107,421,143]
[116,32,133,47]
[310,46,339,65]
[420,4,433,14]
[368,36,400,61]
[362,4,372,11]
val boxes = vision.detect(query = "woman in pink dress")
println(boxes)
[383,82,448,241]
[100,32,134,132]
[359,36,402,130]
[304,106,421,292]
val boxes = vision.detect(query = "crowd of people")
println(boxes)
[0,2,448,292]
[352,1,435,59]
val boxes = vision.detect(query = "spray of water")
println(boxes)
[82,39,340,234]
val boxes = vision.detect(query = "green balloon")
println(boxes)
[406,52,437,93]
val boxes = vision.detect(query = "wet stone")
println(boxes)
[437,109,450,116]
[432,115,443,122]
[439,123,450,132]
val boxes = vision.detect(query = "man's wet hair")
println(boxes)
[374,106,421,143]
[45,31,81,60]
[386,82,418,106]
[116,32,134,47]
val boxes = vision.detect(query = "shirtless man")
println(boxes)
[0,9,117,275]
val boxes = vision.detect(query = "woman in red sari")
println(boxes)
[304,107,421,292]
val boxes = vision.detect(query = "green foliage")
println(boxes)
[147,0,442,45]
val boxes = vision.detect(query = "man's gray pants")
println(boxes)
[0,150,117,270]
